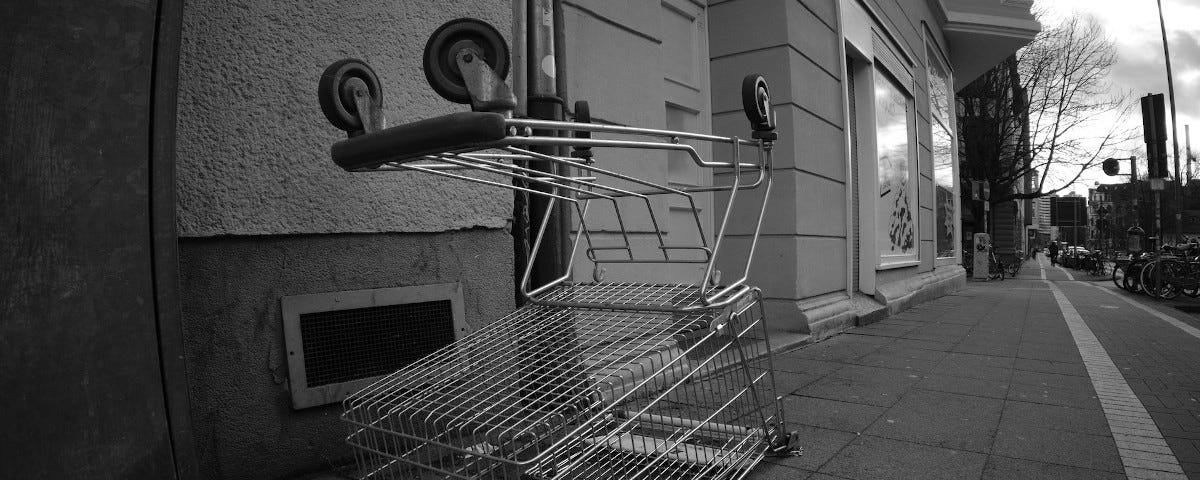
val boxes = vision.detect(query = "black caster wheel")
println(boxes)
[572,100,593,160]
[318,59,381,132]
[573,100,591,138]
[423,18,510,104]
[741,74,773,131]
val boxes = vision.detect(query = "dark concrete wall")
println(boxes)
[0,2,180,478]
[179,230,513,480]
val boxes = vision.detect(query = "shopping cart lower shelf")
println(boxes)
[345,284,788,479]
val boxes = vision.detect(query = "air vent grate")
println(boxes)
[300,301,455,387]
[281,283,467,409]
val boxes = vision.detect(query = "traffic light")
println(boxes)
[1141,93,1168,178]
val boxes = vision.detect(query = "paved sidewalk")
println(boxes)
[746,257,1200,480]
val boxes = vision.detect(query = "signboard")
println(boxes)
[1049,196,1087,227]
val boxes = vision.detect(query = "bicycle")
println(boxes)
[1003,252,1024,278]
[984,244,1005,281]
[1111,255,1129,290]
[1086,251,1106,277]
[1124,252,1152,293]
[1142,243,1200,299]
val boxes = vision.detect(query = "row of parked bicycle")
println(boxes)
[1111,242,1200,300]
[963,245,1023,280]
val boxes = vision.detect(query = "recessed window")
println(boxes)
[873,67,917,262]
[928,45,957,259]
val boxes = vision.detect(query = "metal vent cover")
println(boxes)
[281,283,467,409]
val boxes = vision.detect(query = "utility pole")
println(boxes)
[1156,0,1183,242]
[1187,125,1193,183]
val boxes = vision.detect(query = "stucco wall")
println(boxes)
[175,0,513,236]
[179,231,513,480]
[174,1,518,478]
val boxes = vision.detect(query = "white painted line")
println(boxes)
[1087,283,1200,341]
[1043,280,1186,479]
[1038,255,1047,280]
[1057,265,1076,281]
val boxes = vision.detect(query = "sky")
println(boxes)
[1031,0,1200,195]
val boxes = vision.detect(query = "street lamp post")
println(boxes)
[1156,0,1183,242]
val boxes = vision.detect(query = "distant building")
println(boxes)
[1051,194,1088,246]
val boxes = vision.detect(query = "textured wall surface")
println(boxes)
[179,231,513,480]
[176,0,513,236]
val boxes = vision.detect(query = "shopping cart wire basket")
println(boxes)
[318,17,800,480]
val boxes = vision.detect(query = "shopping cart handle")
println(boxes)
[331,112,508,170]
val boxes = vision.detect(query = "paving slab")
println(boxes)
[864,390,1004,453]
[991,422,1123,472]
[802,369,920,408]
[980,455,1126,480]
[782,395,887,433]
[914,373,1010,399]
[818,435,988,480]
[1001,399,1111,436]
[1012,357,1087,377]
[1005,381,1102,410]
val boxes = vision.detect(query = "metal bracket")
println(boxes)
[766,429,804,457]
[345,77,385,136]
[456,46,517,115]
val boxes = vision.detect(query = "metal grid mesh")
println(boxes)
[301,301,456,387]
[344,285,782,480]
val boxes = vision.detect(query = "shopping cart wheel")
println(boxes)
[572,100,594,161]
[318,59,382,133]
[423,18,510,104]
[573,100,591,131]
[741,74,774,131]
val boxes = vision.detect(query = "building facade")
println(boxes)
[166,1,1039,477]
[0,1,1038,479]
[2,1,1040,477]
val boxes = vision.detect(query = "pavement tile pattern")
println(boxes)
[744,258,1200,480]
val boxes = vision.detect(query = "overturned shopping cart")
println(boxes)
[318,18,799,480]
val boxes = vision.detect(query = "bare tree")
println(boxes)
[958,14,1138,210]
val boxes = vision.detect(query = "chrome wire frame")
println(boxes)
[339,117,787,480]
[365,117,774,312]
[343,286,784,480]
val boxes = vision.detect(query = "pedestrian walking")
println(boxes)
[1048,242,1060,266]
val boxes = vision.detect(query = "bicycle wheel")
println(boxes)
[1140,261,1158,297]
[1158,259,1184,300]
[1111,261,1125,289]
[1005,259,1020,277]
[1124,261,1144,293]
[1140,260,1178,299]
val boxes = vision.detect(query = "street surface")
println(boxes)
[748,254,1200,479]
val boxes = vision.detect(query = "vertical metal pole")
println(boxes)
[1155,189,1163,295]
[1187,125,1193,182]
[526,0,565,291]
[511,0,530,308]
[1131,156,1139,227]
[1156,191,1163,249]
[1156,0,1183,242]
